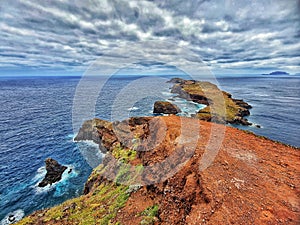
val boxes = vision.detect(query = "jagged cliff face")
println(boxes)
[18,116,300,225]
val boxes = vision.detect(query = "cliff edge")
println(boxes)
[18,116,299,225]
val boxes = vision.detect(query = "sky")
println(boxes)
[0,0,299,76]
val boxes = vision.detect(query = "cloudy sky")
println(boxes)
[0,0,299,75]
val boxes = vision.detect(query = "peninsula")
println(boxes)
[169,78,252,125]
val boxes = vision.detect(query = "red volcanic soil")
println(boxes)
[110,116,300,224]
[18,116,300,225]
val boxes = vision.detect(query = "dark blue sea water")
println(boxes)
[0,76,96,224]
[0,75,299,223]
[217,75,300,146]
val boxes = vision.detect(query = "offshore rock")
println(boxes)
[38,158,67,187]
[153,101,181,114]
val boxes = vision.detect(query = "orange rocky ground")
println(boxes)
[18,116,299,225]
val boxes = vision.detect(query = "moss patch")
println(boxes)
[17,182,129,225]
[196,93,240,122]
[139,205,159,225]
[112,143,137,163]
[15,217,34,225]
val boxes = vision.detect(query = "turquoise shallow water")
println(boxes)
[0,75,299,223]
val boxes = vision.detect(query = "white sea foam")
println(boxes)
[127,106,139,111]
[251,123,263,128]
[161,91,176,97]
[32,166,46,183]
[33,165,78,195]
[67,133,75,140]
[53,165,78,197]
[1,209,24,225]
[169,97,205,117]
[73,138,98,146]
[72,132,78,142]
[77,141,104,168]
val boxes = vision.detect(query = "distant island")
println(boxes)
[262,71,289,75]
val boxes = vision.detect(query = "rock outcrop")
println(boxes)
[20,116,300,225]
[169,78,253,125]
[153,101,181,114]
[38,158,67,187]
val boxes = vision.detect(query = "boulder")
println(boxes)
[38,158,67,187]
[153,101,181,114]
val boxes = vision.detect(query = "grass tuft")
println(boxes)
[139,205,159,225]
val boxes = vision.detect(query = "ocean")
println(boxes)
[0,75,299,223]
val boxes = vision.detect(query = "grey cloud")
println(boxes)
[0,0,299,74]
[153,28,182,37]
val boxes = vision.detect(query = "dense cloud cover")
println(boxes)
[0,0,299,74]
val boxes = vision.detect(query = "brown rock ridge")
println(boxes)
[18,116,300,225]
[169,78,253,125]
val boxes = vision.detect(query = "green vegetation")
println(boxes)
[112,143,137,163]
[182,82,217,96]
[139,205,159,225]
[196,93,240,122]
[115,162,144,186]
[17,182,129,225]
[115,163,131,184]
[16,217,34,225]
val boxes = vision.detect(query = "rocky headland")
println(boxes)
[168,78,253,125]
[18,115,300,225]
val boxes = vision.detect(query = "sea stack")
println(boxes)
[153,101,181,114]
[38,158,67,187]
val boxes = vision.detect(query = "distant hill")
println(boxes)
[262,71,290,75]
